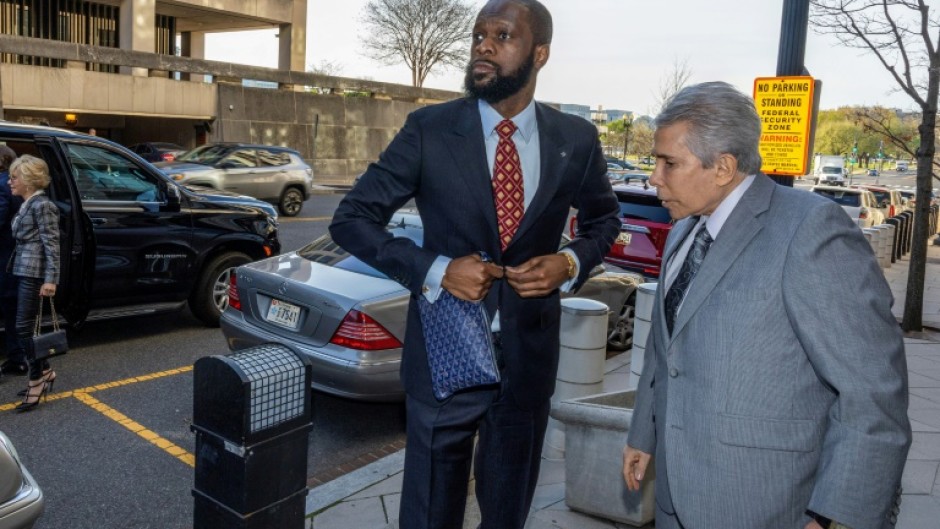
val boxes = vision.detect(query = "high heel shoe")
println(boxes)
[17,369,56,397]
[15,378,48,413]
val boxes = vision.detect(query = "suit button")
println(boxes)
[669,368,678,378]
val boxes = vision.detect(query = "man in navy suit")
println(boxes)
[0,145,25,376]
[329,1,620,527]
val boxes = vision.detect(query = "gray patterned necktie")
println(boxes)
[665,222,713,334]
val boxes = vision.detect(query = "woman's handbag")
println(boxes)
[30,297,68,361]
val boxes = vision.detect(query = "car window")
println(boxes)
[615,191,671,223]
[869,190,890,204]
[64,142,163,202]
[813,189,861,207]
[257,149,290,167]
[219,149,257,168]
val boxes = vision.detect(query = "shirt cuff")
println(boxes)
[559,248,580,292]
[422,255,451,302]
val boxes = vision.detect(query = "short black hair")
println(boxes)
[513,0,553,45]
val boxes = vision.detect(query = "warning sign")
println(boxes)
[753,76,814,176]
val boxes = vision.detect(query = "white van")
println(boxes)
[896,161,909,172]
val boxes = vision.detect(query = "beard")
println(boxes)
[463,51,535,103]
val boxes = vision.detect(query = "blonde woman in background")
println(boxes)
[8,155,60,412]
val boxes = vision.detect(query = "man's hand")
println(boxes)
[505,254,570,298]
[442,254,504,301]
[804,522,825,529]
[622,445,652,491]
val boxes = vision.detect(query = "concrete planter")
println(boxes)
[550,390,655,526]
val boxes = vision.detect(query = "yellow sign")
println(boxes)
[753,76,814,176]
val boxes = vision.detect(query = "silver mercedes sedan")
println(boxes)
[220,211,641,402]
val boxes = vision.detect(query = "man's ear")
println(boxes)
[534,44,550,70]
[715,153,739,186]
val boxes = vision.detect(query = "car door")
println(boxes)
[59,139,195,310]
[255,148,293,201]
[216,148,259,197]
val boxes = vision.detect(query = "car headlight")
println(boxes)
[170,173,185,181]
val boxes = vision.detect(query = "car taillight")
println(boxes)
[162,152,176,162]
[859,208,869,220]
[228,273,241,311]
[330,310,402,350]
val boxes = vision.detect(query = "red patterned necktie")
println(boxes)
[492,119,524,250]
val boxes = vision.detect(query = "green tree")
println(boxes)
[812,0,940,331]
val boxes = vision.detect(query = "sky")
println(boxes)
[204,0,922,117]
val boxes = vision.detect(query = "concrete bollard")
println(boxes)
[544,297,610,459]
[883,222,898,263]
[862,228,878,260]
[630,283,657,389]
[874,225,892,268]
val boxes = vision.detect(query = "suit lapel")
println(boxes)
[668,174,776,343]
[443,98,499,241]
[511,103,572,246]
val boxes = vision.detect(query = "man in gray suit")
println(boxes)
[622,82,911,529]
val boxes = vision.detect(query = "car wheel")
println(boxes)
[189,251,251,327]
[279,187,305,217]
[607,293,636,351]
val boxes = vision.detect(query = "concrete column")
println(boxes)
[181,31,207,83]
[120,0,156,77]
[278,0,307,90]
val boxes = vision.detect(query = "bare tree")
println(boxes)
[361,0,475,88]
[308,59,345,77]
[811,0,939,331]
[653,56,693,114]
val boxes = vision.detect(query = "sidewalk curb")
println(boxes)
[305,449,406,516]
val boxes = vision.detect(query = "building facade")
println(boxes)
[0,0,459,184]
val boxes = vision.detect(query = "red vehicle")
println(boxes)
[571,183,672,279]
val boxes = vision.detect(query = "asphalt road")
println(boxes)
[0,192,407,529]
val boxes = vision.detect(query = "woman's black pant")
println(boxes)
[15,276,49,381]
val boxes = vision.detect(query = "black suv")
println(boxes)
[0,122,280,327]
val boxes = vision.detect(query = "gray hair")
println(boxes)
[654,81,762,175]
[10,154,51,190]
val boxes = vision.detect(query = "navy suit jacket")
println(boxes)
[0,171,23,266]
[330,97,621,408]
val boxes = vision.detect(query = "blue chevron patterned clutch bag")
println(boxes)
[417,290,500,400]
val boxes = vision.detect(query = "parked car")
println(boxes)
[605,157,639,171]
[811,185,885,228]
[128,142,185,163]
[898,189,939,208]
[157,143,314,217]
[220,210,643,401]
[0,121,280,327]
[608,172,650,187]
[855,185,904,218]
[0,431,43,529]
[572,184,672,280]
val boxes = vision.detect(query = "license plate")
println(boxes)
[266,299,301,329]
[616,232,632,245]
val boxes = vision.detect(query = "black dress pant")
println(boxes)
[398,372,551,529]
[0,269,23,363]
[15,276,49,380]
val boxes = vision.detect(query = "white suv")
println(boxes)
[811,186,885,228]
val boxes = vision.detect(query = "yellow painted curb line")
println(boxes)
[2,365,196,467]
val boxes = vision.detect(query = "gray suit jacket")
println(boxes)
[10,194,60,283]
[628,174,911,529]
